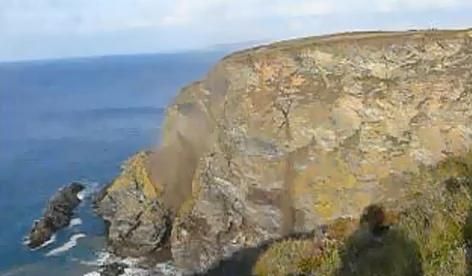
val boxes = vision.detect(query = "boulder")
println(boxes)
[99,262,128,276]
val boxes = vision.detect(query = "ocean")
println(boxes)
[0,50,226,275]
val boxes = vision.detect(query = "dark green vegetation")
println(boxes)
[254,151,472,275]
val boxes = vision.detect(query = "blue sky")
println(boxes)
[1,0,471,61]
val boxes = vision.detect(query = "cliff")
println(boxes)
[96,28,472,274]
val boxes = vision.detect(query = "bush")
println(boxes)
[254,151,472,276]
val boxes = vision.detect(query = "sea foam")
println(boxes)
[46,233,86,256]
[69,218,83,228]
[24,234,57,250]
[77,181,100,201]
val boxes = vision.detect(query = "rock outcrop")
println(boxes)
[98,262,129,276]
[27,182,84,248]
[97,29,472,274]
[95,151,171,258]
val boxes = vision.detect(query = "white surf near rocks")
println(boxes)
[24,234,56,251]
[77,181,100,201]
[69,218,83,228]
[81,251,182,276]
[46,233,87,256]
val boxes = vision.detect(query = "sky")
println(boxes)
[0,0,471,61]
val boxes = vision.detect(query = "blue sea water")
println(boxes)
[0,51,226,275]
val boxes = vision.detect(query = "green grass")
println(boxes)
[254,151,472,275]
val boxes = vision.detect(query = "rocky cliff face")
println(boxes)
[95,152,171,258]
[96,29,472,274]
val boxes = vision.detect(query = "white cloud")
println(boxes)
[0,0,169,34]
[156,0,470,26]
[0,0,471,60]
[272,1,336,16]
[1,0,469,35]
[160,0,227,26]
[371,0,462,12]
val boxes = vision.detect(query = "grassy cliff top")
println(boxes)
[225,28,472,61]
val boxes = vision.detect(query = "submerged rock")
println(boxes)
[27,182,84,249]
[99,262,128,276]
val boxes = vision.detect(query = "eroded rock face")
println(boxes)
[95,152,171,257]
[166,29,472,273]
[99,29,472,274]
[27,182,84,248]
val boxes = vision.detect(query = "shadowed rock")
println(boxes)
[26,182,84,249]
[337,205,423,276]
[99,262,129,276]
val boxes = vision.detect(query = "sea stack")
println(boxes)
[26,182,85,249]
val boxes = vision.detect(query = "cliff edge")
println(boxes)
[96,28,472,274]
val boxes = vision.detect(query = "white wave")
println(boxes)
[83,266,165,276]
[23,234,56,250]
[83,272,100,276]
[120,262,181,276]
[123,268,151,276]
[46,233,86,256]
[79,251,111,266]
[80,252,182,276]
[77,181,100,201]
[77,191,86,201]
[69,218,83,228]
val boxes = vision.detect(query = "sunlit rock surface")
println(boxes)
[98,29,472,274]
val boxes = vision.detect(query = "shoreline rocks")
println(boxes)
[85,251,183,276]
[99,262,129,276]
[26,182,85,249]
[95,152,173,260]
